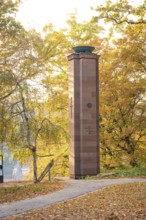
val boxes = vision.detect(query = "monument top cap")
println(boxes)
[73,46,95,53]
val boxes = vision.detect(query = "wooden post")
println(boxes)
[48,165,51,181]
[0,155,3,183]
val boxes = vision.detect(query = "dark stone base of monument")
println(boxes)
[70,174,98,179]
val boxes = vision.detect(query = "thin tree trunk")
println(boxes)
[32,148,38,183]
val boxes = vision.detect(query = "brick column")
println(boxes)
[68,48,100,178]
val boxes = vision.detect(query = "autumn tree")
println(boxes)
[93,0,146,25]
[0,0,26,100]
[6,81,69,183]
[0,0,69,181]
[93,0,146,168]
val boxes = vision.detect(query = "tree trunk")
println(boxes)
[130,157,137,167]
[32,148,38,183]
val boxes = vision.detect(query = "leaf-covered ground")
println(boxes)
[5,182,146,220]
[0,180,65,204]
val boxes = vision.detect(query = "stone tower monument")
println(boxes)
[68,46,100,179]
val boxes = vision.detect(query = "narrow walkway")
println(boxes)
[0,178,146,219]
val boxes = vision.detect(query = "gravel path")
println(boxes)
[0,178,146,219]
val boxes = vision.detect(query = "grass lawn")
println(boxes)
[0,180,65,204]
[5,182,146,220]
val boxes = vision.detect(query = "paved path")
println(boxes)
[0,178,146,219]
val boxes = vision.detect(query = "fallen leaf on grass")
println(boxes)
[0,180,65,204]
